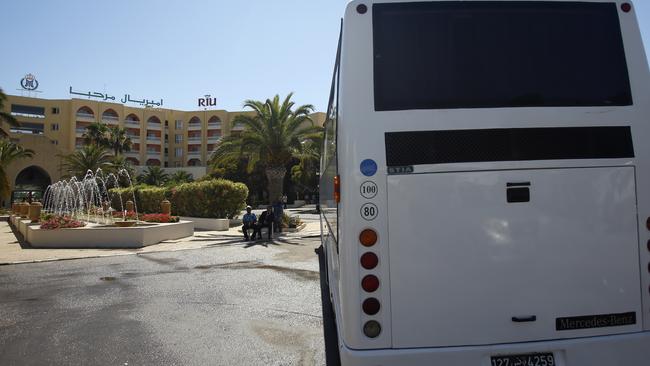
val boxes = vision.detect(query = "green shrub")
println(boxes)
[169,179,248,218]
[109,178,248,218]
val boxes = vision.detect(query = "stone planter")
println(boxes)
[114,221,137,227]
[180,217,229,231]
[29,202,42,223]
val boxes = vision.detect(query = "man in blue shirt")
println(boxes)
[242,206,257,241]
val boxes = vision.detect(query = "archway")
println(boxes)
[13,165,52,202]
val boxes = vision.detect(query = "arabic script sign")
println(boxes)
[198,95,217,107]
[21,74,39,91]
[69,86,163,107]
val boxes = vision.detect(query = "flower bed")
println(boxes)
[40,215,86,230]
[141,213,180,223]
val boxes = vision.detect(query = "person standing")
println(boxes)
[242,206,257,241]
[272,199,284,233]
[282,194,288,209]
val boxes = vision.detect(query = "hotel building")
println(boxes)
[0,94,325,204]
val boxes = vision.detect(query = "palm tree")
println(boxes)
[107,126,132,156]
[60,144,112,179]
[82,122,109,147]
[137,166,169,186]
[209,93,320,203]
[107,155,136,187]
[168,170,193,184]
[0,88,18,134]
[0,139,34,198]
[290,131,323,193]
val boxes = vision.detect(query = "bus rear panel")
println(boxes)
[320,0,650,365]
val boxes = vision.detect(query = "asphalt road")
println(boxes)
[0,235,325,366]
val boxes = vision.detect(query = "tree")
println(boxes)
[137,166,169,186]
[0,139,34,198]
[60,144,112,179]
[290,134,323,196]
[209,93,320,203]
[107,126,132,156]
[106,155,136,187]
[0,88,18,130]
[82,122,109,147]
[168,170,194,185]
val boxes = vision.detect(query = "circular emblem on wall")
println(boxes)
[20,73,39,91]
[360,159,378,177]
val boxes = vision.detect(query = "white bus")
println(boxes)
[317,0,650,365]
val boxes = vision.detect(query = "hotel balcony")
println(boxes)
[125,120,140,127]
[75,112,95,122]
[102,116,119,124]
[207,122,221,129]
[188,150,201,156]
[207,135,220,143]
[125,150,140,156]
[146,123,162,130]
[127,134,140,142]
[146,136,161,143]
[231,123,244,131]
[188,123,202,131]
[187,136,202,142]
[75,128,86,136]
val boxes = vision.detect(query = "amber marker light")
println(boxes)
[359,229,378,247]
[334,175,340,203]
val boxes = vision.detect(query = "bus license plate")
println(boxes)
[490,353,555,366]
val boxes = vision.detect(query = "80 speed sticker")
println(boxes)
[360,203,378,221]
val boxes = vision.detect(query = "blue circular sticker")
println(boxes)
[360,159,378,177]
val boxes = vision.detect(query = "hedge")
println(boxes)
[110,179,248,218]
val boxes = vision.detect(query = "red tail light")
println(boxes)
[362,275,380,292]
[362,298,381,315]
[621,3,631,13]
[360,252,379,269]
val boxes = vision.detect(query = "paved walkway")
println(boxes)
[0,219,321,265]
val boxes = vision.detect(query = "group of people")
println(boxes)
[241,201,284,241]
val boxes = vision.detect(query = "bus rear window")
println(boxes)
[373,1,632,111]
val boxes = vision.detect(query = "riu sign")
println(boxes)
[198,95,217,107]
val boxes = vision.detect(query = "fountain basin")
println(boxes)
[24,220,194,248]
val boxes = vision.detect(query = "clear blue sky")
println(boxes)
[1,0,649,113]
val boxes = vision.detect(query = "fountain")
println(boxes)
[10,168,194,248]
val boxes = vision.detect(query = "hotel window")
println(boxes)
[11,104,45,118]
[175,134,183,143]
[175,120,183,129]
[51,107,60,114]
[51,140,58,145]
[51,123,59,131]
[175,147,183,157]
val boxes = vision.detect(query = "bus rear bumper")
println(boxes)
[339,331,650,365]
